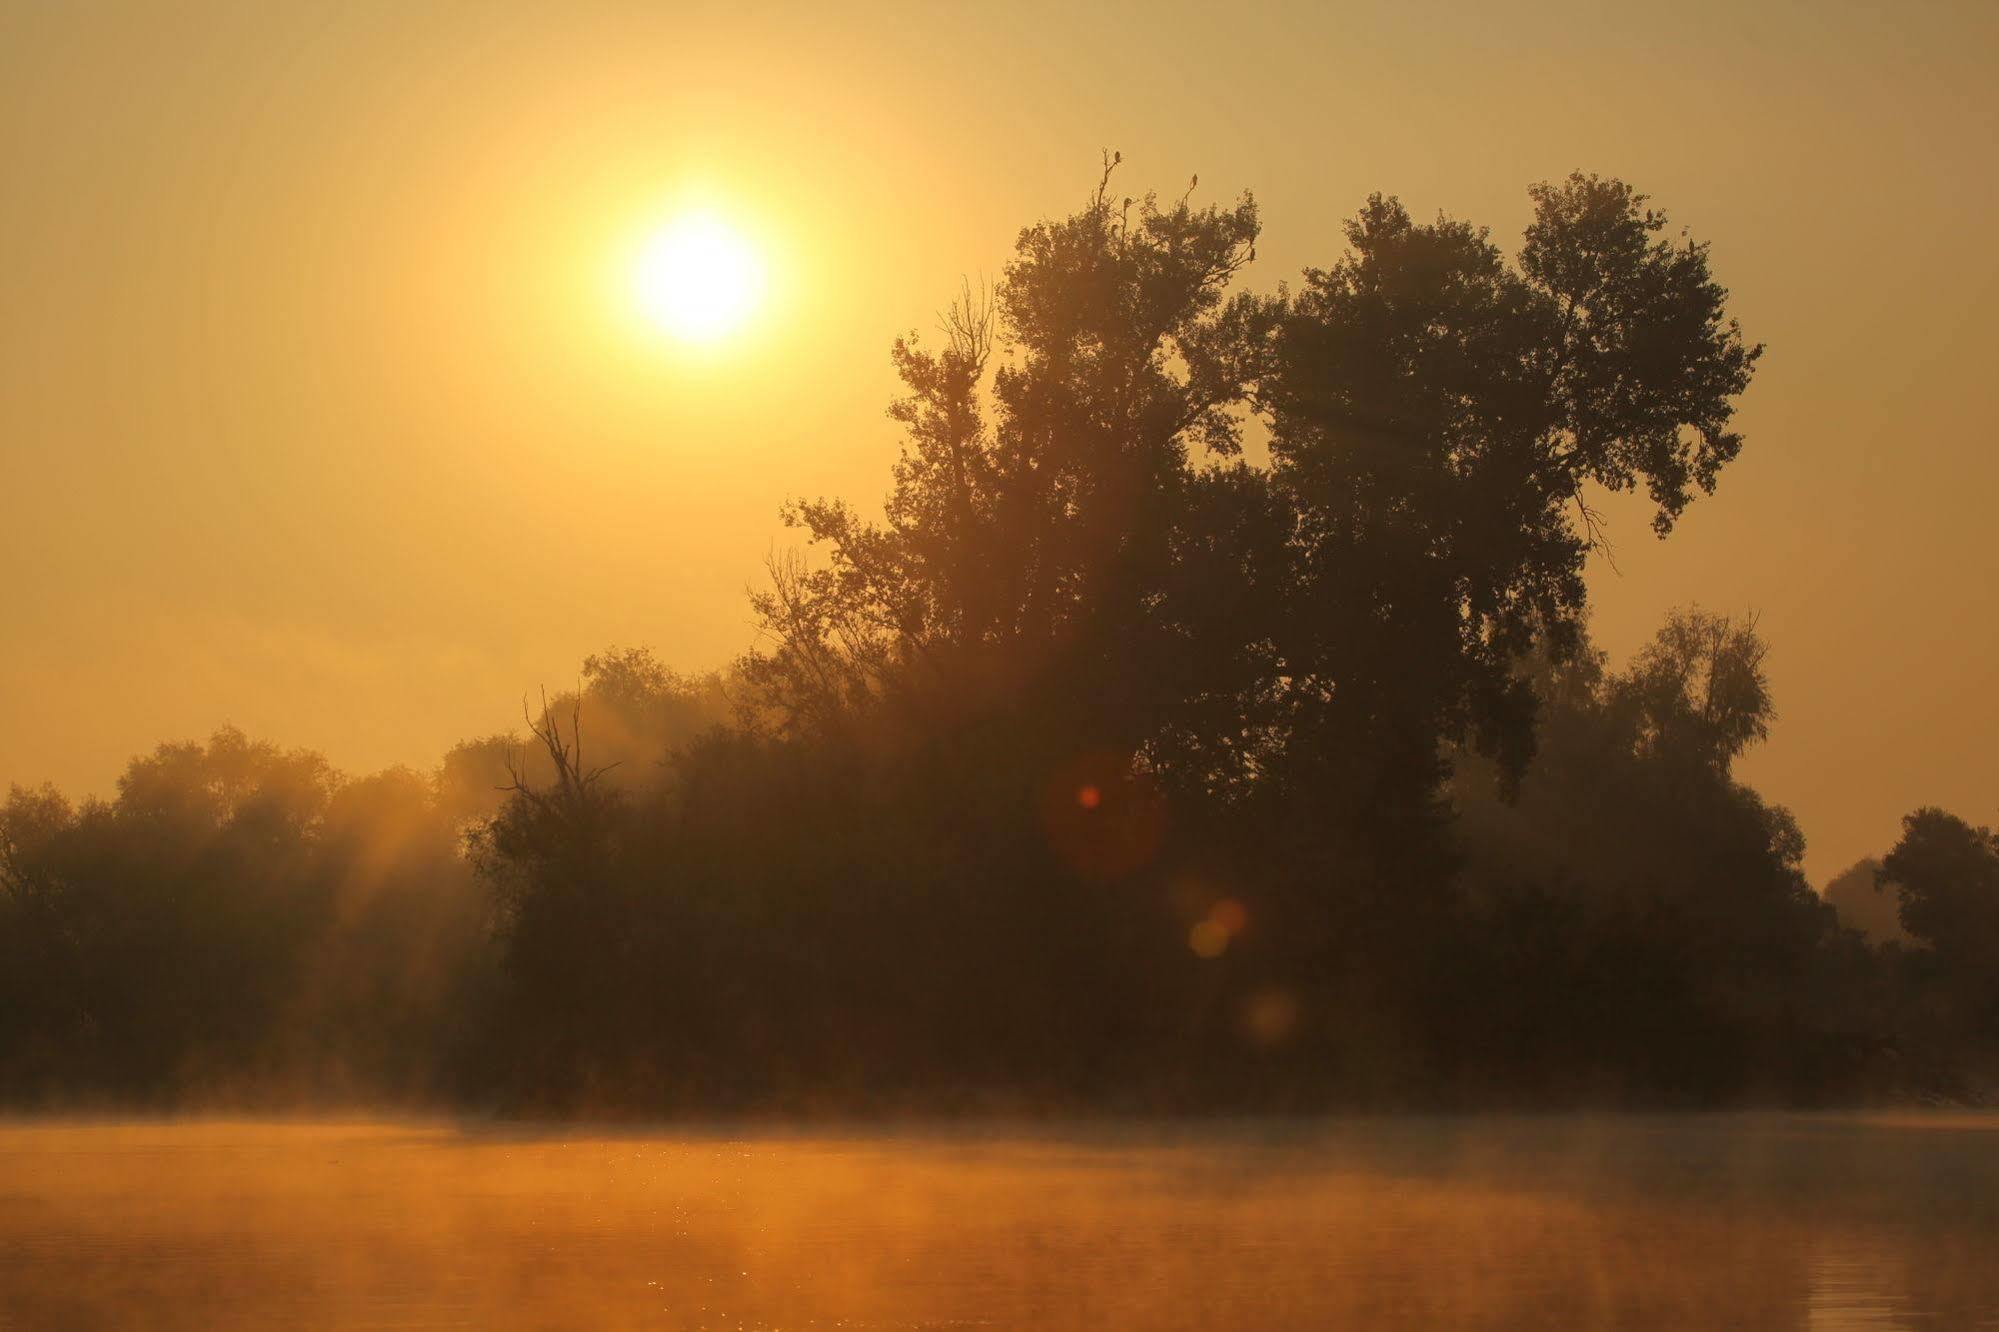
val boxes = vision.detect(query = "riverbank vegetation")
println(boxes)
[4,168,1992,1113]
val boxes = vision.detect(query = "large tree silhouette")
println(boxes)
[1260,176,1763,894]
[745,159,1274,775]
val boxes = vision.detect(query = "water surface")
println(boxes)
[2,1113,1996,1329]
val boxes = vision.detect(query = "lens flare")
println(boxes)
[1210,898,1247,935]
[1189,920,1230,958]
[1240,989,1300,1046]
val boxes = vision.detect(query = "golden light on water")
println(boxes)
[631,211,765,343]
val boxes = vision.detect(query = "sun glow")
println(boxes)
[631,212,765,343]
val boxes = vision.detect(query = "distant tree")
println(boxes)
[0,730,484,1104]
[1880,809,1999,1042]
[293,765,488,1095]
[0,784,85,1091]
[468,693,637,1092]
[1617,608,1772,772]
[1881,810,1999,952]
[581,647,733,753]
[1821,856,1907,944]
[1448,612,1846,1100]
[0,783,71,900]
[438,650,733,824]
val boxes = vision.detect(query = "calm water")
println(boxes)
[1,1113,1996,1330]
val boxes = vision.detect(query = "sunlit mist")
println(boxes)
[631,211,765,343]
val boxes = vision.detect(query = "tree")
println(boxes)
[718,167,1768,1104]
[1261,176,1762,872]
[1448,612,1842,1100]
[0,731,486,1104]
[438,650,733,824]
[1821,857,1906,944]
[1617,608,1772,771]
[744,157,1275,772]
[1880,809,1999,1042]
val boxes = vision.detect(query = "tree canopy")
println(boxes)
[10,166,1994,1114]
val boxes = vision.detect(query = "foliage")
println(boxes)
[1881,810,1999,1050]
[6,167,1988,1112]
[1449,618,1858,1101]
[0,730,484,1104]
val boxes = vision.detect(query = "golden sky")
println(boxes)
[2,0,1994,884]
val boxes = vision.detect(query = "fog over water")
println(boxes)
[3,1113,1996,1329]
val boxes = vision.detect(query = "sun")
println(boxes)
[630,212,765,343]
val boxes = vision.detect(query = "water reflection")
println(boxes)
[0,1114,1994,1329]
[1808,1240,1912,1331]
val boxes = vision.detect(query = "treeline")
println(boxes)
[0,651,729,1106]
[3,167,1995,1111]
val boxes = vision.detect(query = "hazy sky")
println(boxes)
[3,0,1994,884]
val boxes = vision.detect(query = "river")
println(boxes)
[1,1112,1995,1328]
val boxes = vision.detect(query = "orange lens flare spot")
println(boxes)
[1209,898,1247,935]
[1189,920,1230,958]
[1040,751,1165,880]
[1241,989,1300,1046]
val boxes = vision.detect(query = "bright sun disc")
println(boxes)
[631,213,764,342]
